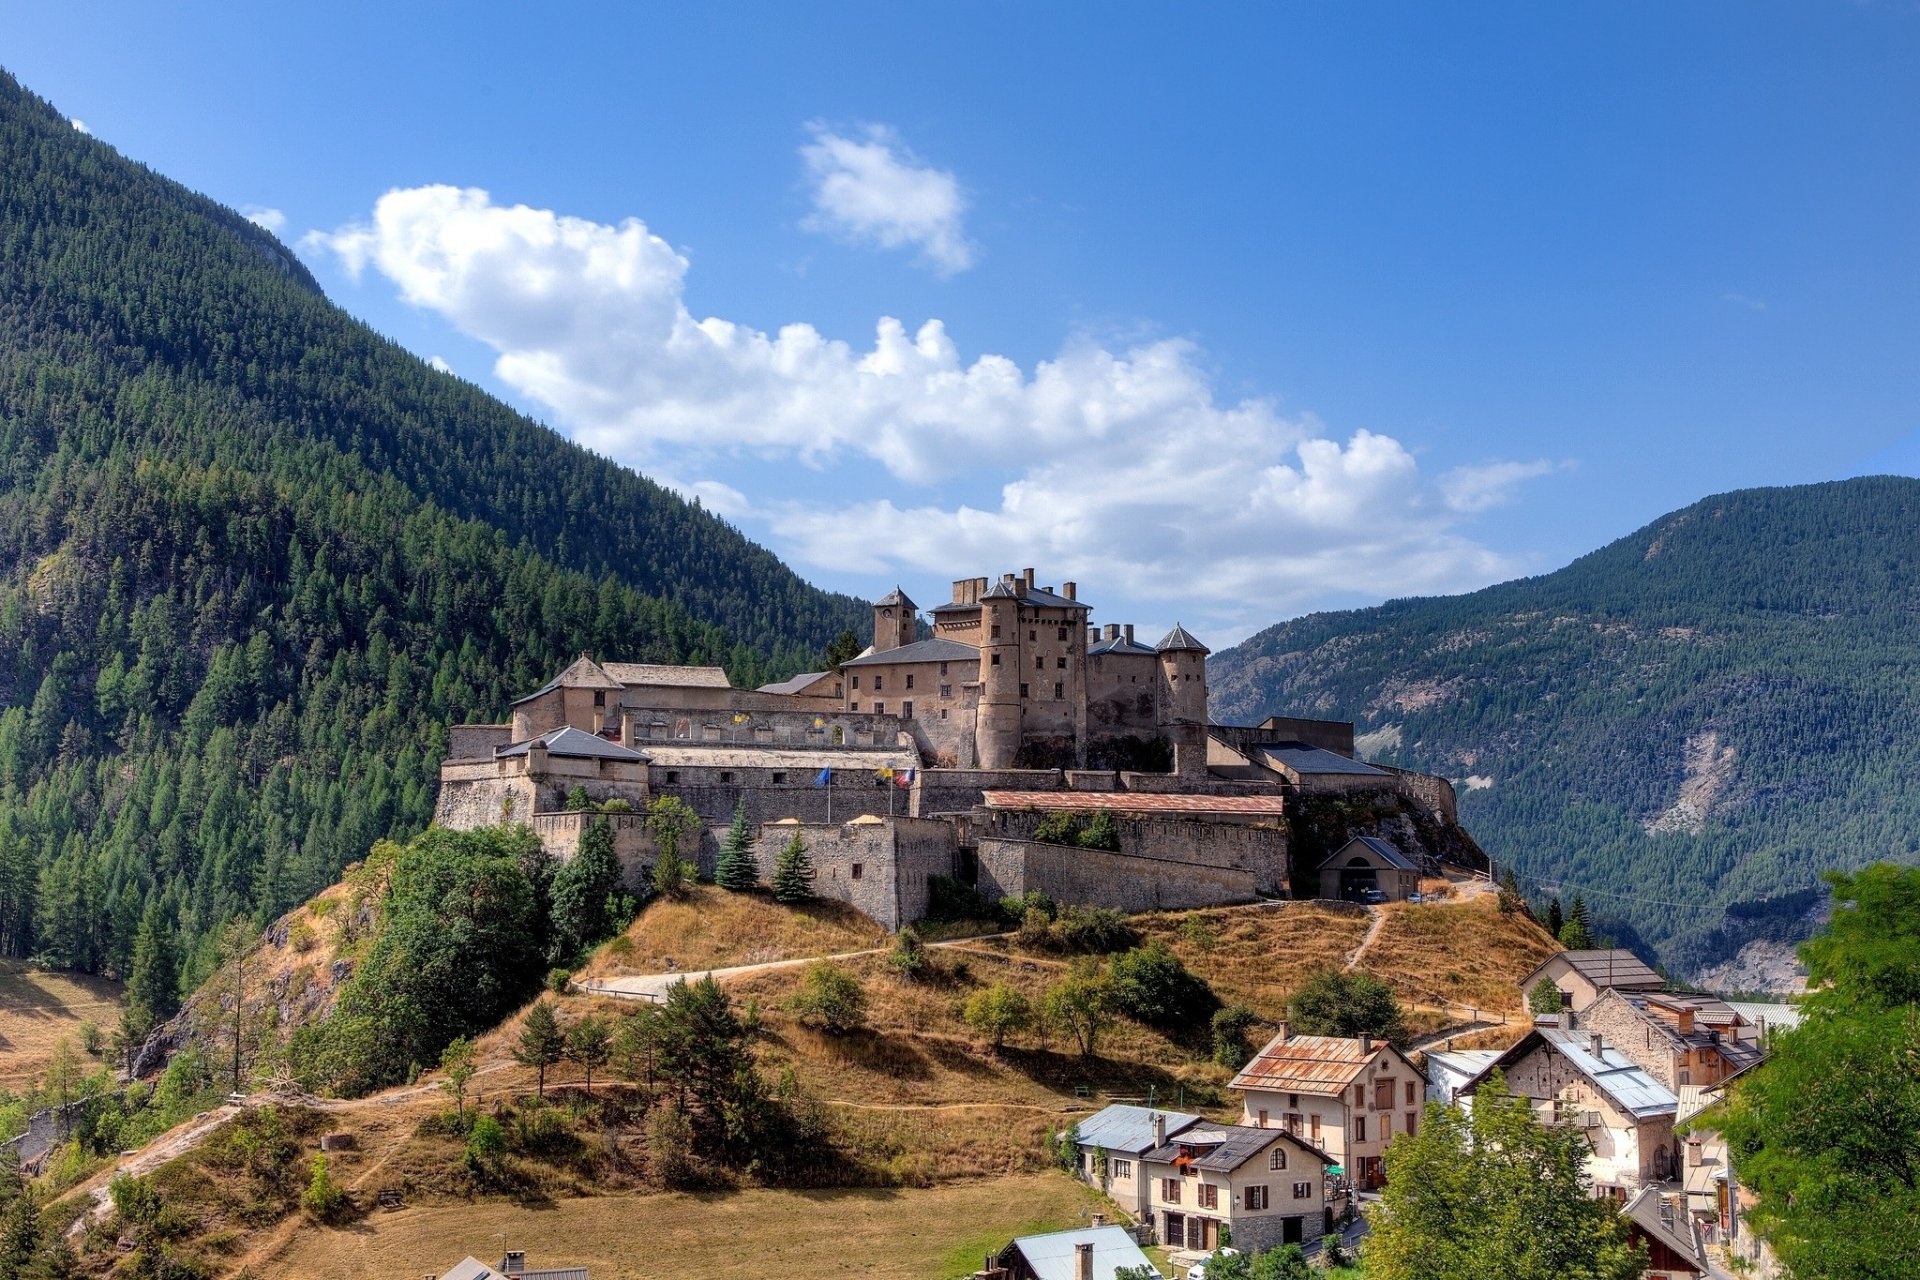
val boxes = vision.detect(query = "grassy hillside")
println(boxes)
[0,960,124,1089]
[0,67,868,983]
[1210,476,1920,977]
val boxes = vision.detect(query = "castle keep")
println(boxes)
[435,567,1470,928]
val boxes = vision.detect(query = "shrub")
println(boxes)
[288,919,317,953]
[1031,810,1086,846]
[1018,906,1057,950]
[1211,1003,1260,1069]
[791,962,867,1034]
[999,890,1055,926]
[465,1115,506,1172]
[1044,960,1117,1059]
[301,1154,346,1220]
[886,926,930,982]
[1289,968,1409,1047]
[963,982,1033,1050]
[1077,810,1120,851]
[599,797,635,814]
[547,967,573,994]
[1110,942,1218,1028]
[647,1104,697,1188]
[1054,905,1138,953]
[566,784,592,812]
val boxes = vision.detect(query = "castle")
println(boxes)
[435,567,1472,929]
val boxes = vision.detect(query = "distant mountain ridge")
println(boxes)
[0,69,866,978]
[1210,476,1920,978]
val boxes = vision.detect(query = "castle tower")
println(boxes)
[871,587,917,653]
[1155,623,1211,780]
[976,578,1022,768]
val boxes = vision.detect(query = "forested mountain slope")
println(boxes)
[1211,477,1920,978]
[0,71,867,981]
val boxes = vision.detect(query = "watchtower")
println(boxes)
[1155,623,1211,779]
[976,578,1023,768]
[871,587,917,653]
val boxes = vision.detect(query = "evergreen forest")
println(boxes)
[0,70,867,988]
[1211,476,1920,977]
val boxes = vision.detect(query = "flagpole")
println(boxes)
[827,769,833,825]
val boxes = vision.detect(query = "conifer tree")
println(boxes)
[552,818,621,957]
[513,1000,566,1099]
[714,800,758,892]
[771,832,814,904]
[1558,895,1595,949]
[1545,896,1565,937]
[124,899,180,1028]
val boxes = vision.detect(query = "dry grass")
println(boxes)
[258,1172,1106,1280]
[1132,902,1371,1018]
[1359,893,1559,1019]
[578,885,888,978]
[0,960,124,1087]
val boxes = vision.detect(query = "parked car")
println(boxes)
[1357,886,1389,905]
[1186,1248,1241,1279]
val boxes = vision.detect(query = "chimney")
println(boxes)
[1273,1019,1288,1044]
[1686,1136,1702,1167]
[1558,1010,1574,1031]
[500,1252,527,1277]
[525,734,548,777]
[1676,1008,1695,1035]
[1091,1213,1106,1228]
[1588,1032,1604,1058]
[1152,1113,1167,1148]
[1105,623,1119,640]
[1088,626,1100,648]
[1359,1033,1373,1054]
[1024,567,1036,590]
[1123,624,1134,644]
[953,579,968,604]
[1074,1241,1094,1280]
[1063,581,1077,600]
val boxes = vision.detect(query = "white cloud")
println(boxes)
[1720,291,1767,312]
[242,205,286,233]
[800,124,975,276]
[427,354,454,373]
[305,184,1545,628]
[69,118,90,135]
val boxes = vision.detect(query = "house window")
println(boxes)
[1310,1115,1321,1141]
[1269,1148,1286,1171]
[1162,1179,1182,1204]
[1020,683,1029,699]
[939,684,951,698]
[1376,1081,1395,1110]
[771,772,787,784]
[718,771,734,783]
[1406,1111,1418,1135]
[1054,682,1063,699]
[664,771,679,784]
[901,701,914,719]
[873,701,885,715]
[1198,1184,1218,1210]
[874,676,884,691]
[851,864,862,880]
[834,683,843,697]
[1406,1080,1417,1106]
[1355,1117,1366,1143]
[1111,1158,1132,1180]
[1380,1113,1392,1140]
[851,675,860,690]
[991,625,1001,639]
[1288,1094,1299,1108]
[1285,1113,1302,1136]
[905,674,915,689]
[850,702,859,711]
[1245,1185,1270,1211]
[1678,1069,1692,1085]
[1293,1182,1312,1200]
[1257,1109,1268,1128]
[940,709,948,719]
[593,691,605,706]
[939,662,948,676]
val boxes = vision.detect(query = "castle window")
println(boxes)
[851,863,862,880]
[991,654,1001,666]
[940,709,948,719]
[718,771,734,783]
[991,625,1001,639]
[1057,656,1067,669]
[1035,656,1044,670]
[1020,683,1029,699]
[665,771,680,783]
[1029,630,1036,641]
[939,684,951,698]
[771,771,787,784]
[1054,682,1063,699]
[902,701,914,719]
[874,701,885,715]
[939,662,949,676]
[850,701,859,711]
[905,674,914,689]
[1058,627,1068,641]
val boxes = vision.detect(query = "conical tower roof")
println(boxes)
[1155,623,1210,654]
[874,585,916,610]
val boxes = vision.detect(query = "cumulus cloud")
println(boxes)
[426,354,454,373]
[800,124,975,275]
[305,184,1544,626]
[242,205,286,233]
[69,118,90,135]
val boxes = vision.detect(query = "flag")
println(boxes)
[813,767,831,787]
[896,768,916,789]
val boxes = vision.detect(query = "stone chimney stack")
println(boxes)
[1105,623,1119,641]
[1087,626,1099,648]
[1274,1020,1289,1044]
[1589,1032,1605,1057]
[1152,1113,1167,1149]
[1074,1242,1094,1280]
[1063,581,1077,600]
[1023,567,1036,590]
[1123,624,1134,644]
[1360,1033,1374,1054]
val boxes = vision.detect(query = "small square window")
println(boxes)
[1035,655,1044,670]
[771,771,787,784]
[1057,656,1067,668]
[850,701,859,711]
[991,653,1001,666]
[1293,1181,1313,1200]
[1028,629,1036,641]
[991,625,1001,639]
[718,771,733,783]
[851,863,862,880]
[874,701,885,715]
[593,691,605,706]
[939,708,948,719]
[664,771,679,783]
[939,684,951,698]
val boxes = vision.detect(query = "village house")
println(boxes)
[1316,836,1422,903]
[1070,1104,1203,1223]
[1576,988,1766,1090]
[1621,1186,1710,1280]
[1139,1120,1332,1255]
[1423,1047,1502,1106]
[1228,1027,1424,1191]
[1519,948,1666,1013]
[1460,1020,1681,1198]
[986,1223,1157,1280]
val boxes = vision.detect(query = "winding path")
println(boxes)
[1342,906,1387,971]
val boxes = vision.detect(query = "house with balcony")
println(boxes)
[1138,1121,1332,1256]
[1228,1026,1424,1191]
[1068,1104,1203,1223]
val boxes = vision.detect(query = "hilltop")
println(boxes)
[1210,476,1920,980]
[0,66,867,982]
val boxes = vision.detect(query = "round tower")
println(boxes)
[1155,623,1212,780]
[976,579,1022,768]
[871,586,917,653]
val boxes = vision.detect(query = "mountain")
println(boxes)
[1210,476,1920,979]
[0,70,867,980]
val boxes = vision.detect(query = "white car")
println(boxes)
[1185,1247,1241,1279]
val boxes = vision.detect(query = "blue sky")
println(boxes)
[7,2,1918,644]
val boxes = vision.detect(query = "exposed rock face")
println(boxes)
[1695,939,1809,996]
[1644,730,1737,836]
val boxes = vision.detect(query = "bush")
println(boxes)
[886,926,930,982]
[1211,1004,1260,1069]
[790,962,867,1034]
[647,1105,697,1188]
[1289,968,1409,1047]
[465,1115,507,1169]
[301,1154,346,1220]
[547,967,573,994]
[1077,810,1120,851]
[1031,810,1086,846]
[998,890,1055,927]
[1054,905,1139,953]
[1110,942,1218,1028]
[963,982,1033,1050]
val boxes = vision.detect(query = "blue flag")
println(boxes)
[813,767,832,787]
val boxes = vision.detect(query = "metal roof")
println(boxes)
[1073,1103,1202,1155]
[1522,949,1665,992]
[1425,1048,1502,1087]
[932,584,1088,612]
[1007,1226,1154,1280]
[1316,836,1420,872]
[1723,1001,1804,1035]
[1229,1032,1406,1095]
[756,671,832,696]
[1468,1028,1677,1121]
[1155,622,1210,653]
[1143,1123,1332,1174]
[602,662,733,689]
[495,727,647,762]
[439,1260,588,1280]
[1621,1187,1707,1272]
[840,637,981,667]
[982,791,1289,817]
[1257,742,1388,777]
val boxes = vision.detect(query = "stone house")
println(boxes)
[1576,989,1765,1091]
[1461,1022,1680,1198]
[993,1224,1156,1280]
[1070,1104,1204,1223]
[1229,1027,1425,1191]
[1621,1186,1710,1279]
[1316,836,1422,902]
[1519,948,1666,1014]
[1139,1120,1332,1253]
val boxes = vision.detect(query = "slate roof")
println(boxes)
[601,662,733,689]
[636,745,917,771]
[931,584,1089,612]
[1005,1226,1155,1280]
[839,637,981,668]
[510,655,624,704]
[982,791,1289,817]
[1074,1104,1203,1155]
[1317,836,1420,872]
[1143,1123,1332,1173]
[1229,1032,1403,1095]
[756,671,831,696]
[1466,1028,1677,1121]
[1088,635,1157,656]
[1257,742,1388,778]
[1155,623,1210,653]
[873,586,916,609]
[1523,949,1665,992]
[494,726,647,762]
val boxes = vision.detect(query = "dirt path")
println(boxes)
[65,1103,246,1238]
[576,946,887,1001]
[1409,1019,1506,1051]
[1342,906,1387,971]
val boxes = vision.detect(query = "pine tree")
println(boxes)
[1545,896,1565,937]
[714,800,758,892]
[124,899,180,1028]
[513,1000,566,1099]
[1558,895,1596,950]
[771,832,814,904]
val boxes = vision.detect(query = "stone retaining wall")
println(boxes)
[975,836,1258,912]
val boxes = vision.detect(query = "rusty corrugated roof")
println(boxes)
[981,791,1289,816]
[1228,1033,1383,1095]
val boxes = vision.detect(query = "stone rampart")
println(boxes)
[750,817,958,930]
[529,810,666,890]
[981,807,1290,897]
[975,836,1258,912]
[911,767,1065,817]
